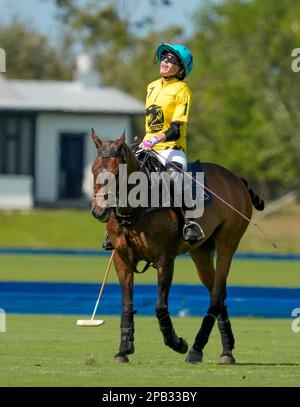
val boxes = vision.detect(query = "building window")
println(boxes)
[0,115,35,175]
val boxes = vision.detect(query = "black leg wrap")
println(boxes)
[217,306,235,352]
[193,311,217,351]
[156,308,172,329]
[156,308,174,347]
[219,305,229,320]
[156,308,187,353]
[118,305,136,355]
[207,305,221,317]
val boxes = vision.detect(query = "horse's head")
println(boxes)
[90,128,139,222]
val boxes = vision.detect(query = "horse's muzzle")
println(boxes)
[91,207,110,223]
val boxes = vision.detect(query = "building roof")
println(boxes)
[0,75,144,115]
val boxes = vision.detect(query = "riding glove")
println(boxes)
[140,135,161,151]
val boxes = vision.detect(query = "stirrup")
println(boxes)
[183,221,205,243]
[102,241,113,250]
[102,232,113,251]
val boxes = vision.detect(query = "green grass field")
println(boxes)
[0,204,300,252]
[1,254,300,387]
[0,208,299,387]
[0,315,299,387]
[0,254,299,287]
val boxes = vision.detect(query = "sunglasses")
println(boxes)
[160,52,180,65]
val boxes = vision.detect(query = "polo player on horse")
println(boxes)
[103,43,203,250]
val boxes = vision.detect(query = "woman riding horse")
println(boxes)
[103,43,203,251]
[91,129,264,364]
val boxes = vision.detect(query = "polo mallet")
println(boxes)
[77,250,114,327]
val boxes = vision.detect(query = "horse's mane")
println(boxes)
[121,142,141,173]
[123,142,165,174]
[96,136,165,174]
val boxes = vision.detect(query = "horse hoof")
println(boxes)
[185,347,203,364]
[176,338,188,354]
[219,353,235,364]
[113,352,129,363]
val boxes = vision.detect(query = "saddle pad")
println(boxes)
[186,160,212,205]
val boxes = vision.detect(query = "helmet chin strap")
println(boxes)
[162,74,177,80]
[162,72,184,81]
[162,67,185,81]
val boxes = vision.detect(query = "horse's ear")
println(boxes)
[91,128,102,149]
[117,130,126,150]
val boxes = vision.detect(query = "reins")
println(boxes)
[96,144,155,273]
[151,149,277,249]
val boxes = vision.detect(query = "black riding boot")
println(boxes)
[166,162,205,245]
[102,232,113,250]
[183,220,205,244]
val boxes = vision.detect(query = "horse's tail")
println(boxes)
[241,178,265,211]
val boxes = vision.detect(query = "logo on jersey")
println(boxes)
[146,104,164,133]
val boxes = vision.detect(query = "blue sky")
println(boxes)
[0,0,205,43]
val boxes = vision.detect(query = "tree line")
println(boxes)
[1,0,299,198]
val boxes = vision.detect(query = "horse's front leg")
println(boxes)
[113,251,135,363]
[156,256,188,354]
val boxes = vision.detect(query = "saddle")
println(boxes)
[132,146,212,207]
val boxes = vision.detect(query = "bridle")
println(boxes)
[94,145,126,217]
[93,144,163,214]
[92,144,164,274]
[93,147,124,200]
[93,144,157,218]
[97,149,123,158]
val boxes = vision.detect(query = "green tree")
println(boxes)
[51,0,182,93]
[0,20,73,80]
[51,0,183,134]
[188,0,300,198]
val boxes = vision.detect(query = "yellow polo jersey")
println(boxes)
[144,78,192,152]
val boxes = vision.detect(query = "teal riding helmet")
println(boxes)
[155,42,193,79]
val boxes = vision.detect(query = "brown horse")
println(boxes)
[91,129,264,364]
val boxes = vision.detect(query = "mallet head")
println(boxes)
[76,319,105,327]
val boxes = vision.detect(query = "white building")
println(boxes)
[0,72,144,209]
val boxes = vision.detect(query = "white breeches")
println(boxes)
[154,149,187,171]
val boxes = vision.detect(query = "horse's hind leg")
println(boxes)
[186,238,236,364]
[113,251,135,363]
[185,243,216,364]
[202,250,236,364]
[156,256,188,354]
[213,220,250,364]
[217,303,235,364]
